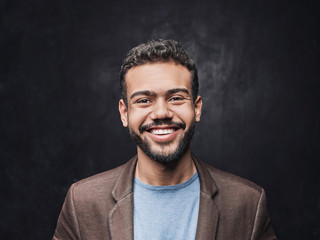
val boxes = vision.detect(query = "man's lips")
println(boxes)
[146,126,179,135]
[144,126,183,142]
[139,121,186,134]
[139,121,186,142]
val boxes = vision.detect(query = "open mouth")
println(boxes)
[140,121,186,135]
[141,124,183,142]
[149,128,177,135]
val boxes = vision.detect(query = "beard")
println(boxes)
[129,119,195,164]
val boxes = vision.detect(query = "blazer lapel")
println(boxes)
[107,155,218,240]
[107,156,137,240]
[193,155,219,240]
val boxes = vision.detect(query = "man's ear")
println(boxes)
[194,95,203,122]
[119,99,128,127]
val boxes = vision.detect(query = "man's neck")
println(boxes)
[134,148,196,186]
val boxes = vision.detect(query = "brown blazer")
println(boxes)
[53,155,277,240]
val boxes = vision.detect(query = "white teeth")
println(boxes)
[151,129,175,135]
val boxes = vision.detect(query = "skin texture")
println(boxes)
[119,62,202,186]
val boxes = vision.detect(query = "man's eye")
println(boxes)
[169,97,184,102]
[137,99,151,104]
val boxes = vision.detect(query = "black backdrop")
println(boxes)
[1,0,319,239]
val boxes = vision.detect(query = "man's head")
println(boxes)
[119,40,202,164]
[120,39,199,106]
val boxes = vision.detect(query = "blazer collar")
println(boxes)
[193,154,218,197]
[108,156,137,240]
[108,155,219,240]
[111,156,137,201]
[193,154,219,240]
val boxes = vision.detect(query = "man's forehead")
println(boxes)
[126,62,190,77]
[125,63,192,90]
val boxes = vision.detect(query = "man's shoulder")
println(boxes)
[198,159,264,199]
[74,163,126,188]
[70,157,135,198]
[208,162,262,191]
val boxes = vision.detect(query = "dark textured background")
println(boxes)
[1,0,319,239]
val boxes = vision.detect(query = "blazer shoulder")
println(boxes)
[70,160,130,197]
[77,163,126,185]
[202,161,263,196]
[196,160,277,239]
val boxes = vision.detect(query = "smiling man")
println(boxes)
[53,39,277,240]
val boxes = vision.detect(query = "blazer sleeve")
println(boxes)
[53,184,81,240]
[251,189,277,240]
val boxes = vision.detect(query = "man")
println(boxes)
[53,39,277,239]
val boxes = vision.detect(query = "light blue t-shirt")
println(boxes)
[133,172,200,240]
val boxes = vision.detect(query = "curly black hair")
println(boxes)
[119,39,199,106]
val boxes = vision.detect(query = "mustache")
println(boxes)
[139,120,186,133]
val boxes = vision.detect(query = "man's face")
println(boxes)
[119,62,202,163]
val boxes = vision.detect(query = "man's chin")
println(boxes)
[141,143,188,164]
[145,152,181,164]
[129,123,195,164]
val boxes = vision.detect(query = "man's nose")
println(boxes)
[151,100,173,119]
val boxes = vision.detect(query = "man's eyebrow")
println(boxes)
[130,90,154,99]
[166,88,190,95]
